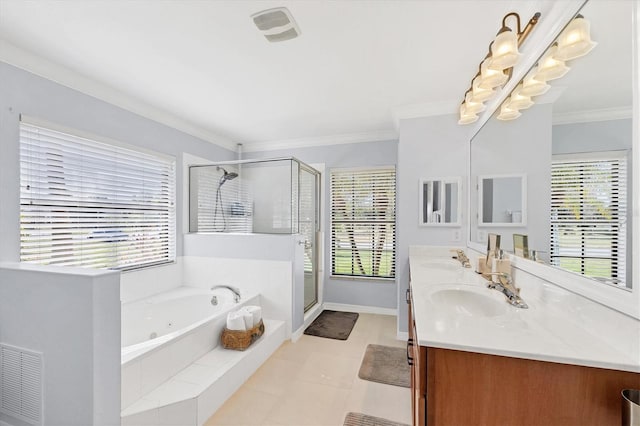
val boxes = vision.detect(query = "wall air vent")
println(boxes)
[251,7,301,42]
[0,344,43,425]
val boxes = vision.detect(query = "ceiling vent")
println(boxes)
[251,7,301,42]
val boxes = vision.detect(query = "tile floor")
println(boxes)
[205,313,411,426]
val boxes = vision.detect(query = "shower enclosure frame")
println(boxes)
[188,157,321,312]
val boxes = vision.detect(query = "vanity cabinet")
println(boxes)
[407,288,640,425]
[407,288,427,426]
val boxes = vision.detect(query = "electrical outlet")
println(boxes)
[477,230,486,243]
[452,229,461,242]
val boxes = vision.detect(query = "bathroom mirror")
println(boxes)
[419,177,461,226]
[469,0,634,295]
[478,174,526,226]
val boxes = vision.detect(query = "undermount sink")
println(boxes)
[430,288,508,317]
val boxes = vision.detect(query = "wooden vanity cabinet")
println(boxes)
[407,288,640,426]
[407,288,427,426]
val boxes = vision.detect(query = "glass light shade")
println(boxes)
[534,45,570,81]
[554,16,597,61]
[479,58,508,89]
[470,76,496,103]
[464,91,486,114]
[497,101,521,121]
[489,29,521,70]
[520,69,550,97]
[458,103,478,125]
[507,85,534,110]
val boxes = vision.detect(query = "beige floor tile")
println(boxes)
[262,379,349,426]
[296,351,362,389]
[205,313,410,426]
[205,387,280,426]
[244,357,304,396]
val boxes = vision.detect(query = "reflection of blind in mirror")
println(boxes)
[550,153,627,287]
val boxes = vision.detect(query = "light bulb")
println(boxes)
[555,15,597,61]
[520,69,550,97]
[489,28,521,70]
[534,45,570,81]
[470,76,496,103]
[507,84,534,110]
[497,100,521,121]
[479,58,508,89]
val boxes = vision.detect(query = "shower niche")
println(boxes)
[189,157,319,235]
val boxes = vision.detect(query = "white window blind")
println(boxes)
[20,120,176,270]
[550,152,627,286]
[330,167,396,279]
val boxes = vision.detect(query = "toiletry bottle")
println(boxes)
[492,249,511,283]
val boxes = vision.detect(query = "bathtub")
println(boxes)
[120,286,260,409]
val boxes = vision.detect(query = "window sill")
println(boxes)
[330,275,396,283]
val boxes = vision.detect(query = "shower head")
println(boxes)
[218,167,239,186]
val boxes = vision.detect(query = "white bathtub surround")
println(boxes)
[120,258,184,303]
[183,255,294,336]
[121,287,261,408]
[121,319,286,426]
[408,246,640,373]
[0,263,121,426]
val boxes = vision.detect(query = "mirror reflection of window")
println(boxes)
[419,178,462,226]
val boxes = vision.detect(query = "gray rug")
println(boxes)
[343,412,409,426]
[358,344,410,388]
[303,310,359,340]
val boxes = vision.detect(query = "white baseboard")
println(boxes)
[396,331,409,341]
[322,302,397,316]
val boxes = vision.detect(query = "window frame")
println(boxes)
[19,116,177,271]
[329,165,396,281]
[550,150,628,287]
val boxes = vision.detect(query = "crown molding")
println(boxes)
[553,106,633,125]
[0,39,237,152]
[392,100,458,130]
[242,129,398,153]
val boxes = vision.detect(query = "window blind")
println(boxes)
[20,121,176,270]
[550,152,627,285]
[330,167,396,279]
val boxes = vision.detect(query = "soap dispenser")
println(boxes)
[492,249,511,283]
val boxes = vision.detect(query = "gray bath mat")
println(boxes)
[343,412,409,426]
[358,344,410,388]
[303,310,359,340]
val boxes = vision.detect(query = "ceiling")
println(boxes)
[0,0,630,150]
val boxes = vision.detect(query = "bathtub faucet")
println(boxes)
[211,285,241,303]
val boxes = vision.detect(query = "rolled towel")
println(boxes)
[226,311,246,331]
[243,305,262,326]
[237,309,252,329]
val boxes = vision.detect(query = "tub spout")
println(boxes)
[211,285,241,303]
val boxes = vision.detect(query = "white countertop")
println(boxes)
[409,246,640,373]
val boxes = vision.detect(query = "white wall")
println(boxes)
[470,103,553,256]
[396,114,469,332]
[0,263,120,426]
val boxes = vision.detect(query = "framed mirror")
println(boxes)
[478,174,527,226]
[468,0,637,316]
[419,177,461,226]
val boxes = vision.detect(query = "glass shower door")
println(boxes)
[299,166,318,312]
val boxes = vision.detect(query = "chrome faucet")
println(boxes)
[486,272,528,309]
[454,249,471,268]
[210,285,241,303]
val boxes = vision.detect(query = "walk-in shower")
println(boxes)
[189,157,321,311]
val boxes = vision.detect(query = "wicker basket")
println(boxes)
[220,319,265,351]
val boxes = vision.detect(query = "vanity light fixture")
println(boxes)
[519,68,550,97]
[458,11,541,125]
[534,45,570,81]
[497,101,522,121]
[496,14,596,122]
[554,14,597,61]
